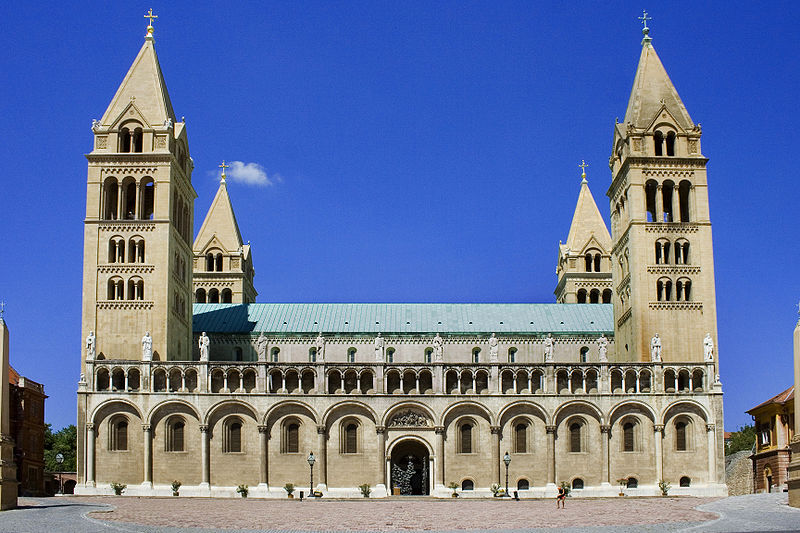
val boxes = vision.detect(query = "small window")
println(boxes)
[569,421,582,453]
[166,418,185,452]
[309,348,317,363]
[424,347,432,363]
[461,479,474,491]
[344,423,358,454]
[270,347,280,363]
[234,347,243,361]
[285,422,299,453]
[472,347,480,363]
[579,347,589,363]
[224,419,242,453]
[623,421,635,452]
[386,347,395,363]
[347,347,356,363]
[517,478,529,490]
[572,478,584,490]
[109,417,128,451]
[460,423,473,454]
[627,477,638,488]
[680,476,691,487]
[514,422,527,453]
[508,347,517,363]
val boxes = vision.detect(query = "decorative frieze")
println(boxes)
[644,223,699,234]
[97,265,155,274]
[646,265,701,275]
[388,410,432,428]
[96,301,154,310]
[648,302,703,311]
[98,222,157,232]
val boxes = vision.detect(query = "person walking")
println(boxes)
[556,485,566,509]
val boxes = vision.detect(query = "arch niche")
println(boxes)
[388,436,433,496]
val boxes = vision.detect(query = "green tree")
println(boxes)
[44,424,77,472]
[725,424,756,456]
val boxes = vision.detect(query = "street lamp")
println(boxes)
[307,451,316,497]
[503,452,511,497]
[55,453,64,495]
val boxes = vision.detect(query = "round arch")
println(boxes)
[439,400,494,427]
[262,399,319,427]
[322,400,378,428]
[203,399,259,426]
[607,399,657,425]
[497,400,551,426]
[90,398,143,424]
[660,399,711,425]
[381,401,437,427]
[553,399,605,426]
[146,399,201,425]
[386,434,434,456]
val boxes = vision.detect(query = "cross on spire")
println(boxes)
[144,8,158,37]
[0,301,5,320]
[219,160,230,183]
[639,10,652,41]
[579,160,588,182]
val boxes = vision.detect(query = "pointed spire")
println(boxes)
[193,165,245,253]
[623,16,694,130]
[564,163,612,253]
[99,21,176,127]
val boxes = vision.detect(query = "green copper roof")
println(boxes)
[192,303,613,335]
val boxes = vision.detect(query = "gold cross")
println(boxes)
[219,160,229,181]
[144,8,158,27]
[639,10,652,35]
[579,160,588,179]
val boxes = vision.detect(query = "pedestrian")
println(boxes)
[556,485,566,509]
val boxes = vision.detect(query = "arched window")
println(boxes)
[577,289,587,304]
[309,347,317,363]
[627,477,638,488]
[424,347,433,363]
[645,180,658,222]
[662,180,675,222]
[471,347,480,363]
[461,479,474,491]
[342,422,358,454]
[215,254,223,272]
[224,418,242,453]
[166,417,185,452]
[594,254,601,272]
[103,177,119,220]
[680,476,691,487]
[107,278,124,300]
[120,128,132,153]
[122,179,137,220]
[589,289,600,303]
[678,180,691,222]
[347,347,356,363]
[206,253,215,272]
[654,131,664,156]
[221,289,232,303]
[572,478,584,490]
[579,346,589,363]
[140,179,155,220]
[517,479,529,490]
[602,289,612,303]
[623,421,635,452]
[208,288,220,303]
[282,420,300,453]
[676,419,688,451]
[569,421,583,453]
[109,416,128,451]
[234,347,243,361]
[459,422,473,454]
[666,131,676,156]
[675,240,690,265]
[270,347,280,363]
[132,127,143,153]
[584,253,593,272]
[386,347,394,363]
[514,422,528,453]
[195,288,207,303]
[508,347,517,363]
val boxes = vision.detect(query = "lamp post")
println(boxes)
[503,452,511,497]
[55,453,64,495]
[307,451,316,497]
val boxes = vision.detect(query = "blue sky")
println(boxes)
[1,2,797,431]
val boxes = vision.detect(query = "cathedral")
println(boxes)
[76,18,726,498]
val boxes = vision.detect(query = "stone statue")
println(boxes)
[488,333,499,362]
[596,334,608,362]
[650,333,662,362]
[91,119,100,131]
[703,333,714,361]
[79,373,86,384]
[256,333,268,362]
[141,331,153,361]
[433,333,444,362]
[714,373,722,386]
[198,332,210,361]
[164,118,173,129]
[374,333,385,362]
[544,334,554,362]
[315,332,326,361]
[85,330,96,361]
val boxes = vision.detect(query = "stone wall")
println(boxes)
[725,450,753,496]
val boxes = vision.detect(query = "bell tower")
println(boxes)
[81,18,196,364]
[607,19,718,364]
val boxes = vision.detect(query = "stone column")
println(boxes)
[656,185,663,222]
[200,424,210,488]
[142,424,152,487]
[317,425,327,487]
[86,423,96,487]
[490,425,501,485]
[491,365,498,392]
[546,425,556,486]
[600,424,611,485]
[377,426,387,490]
[433,365,442,394]
[654,424,664,483]
[706,423,717,483]
[258,425,269,487]
[434,426,445,489]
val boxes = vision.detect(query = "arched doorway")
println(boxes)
[390,439,430,495]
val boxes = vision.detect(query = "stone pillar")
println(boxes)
[433,365,442,393]
[706,423,717,483]
[258,425,269,488]
[490,425,501,485]
[491,365,499,392]
[200,424,210,488]
[546,425,556,486]
[142,424,152,487]
[317,425,327,487]
[656,185,663,222]
[654,425,664,484]
[86,423,96,487]
[600,424,611,485]
[434,426,445,490]
[377,426,387,490]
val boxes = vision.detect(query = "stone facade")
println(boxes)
[9,367,47,496]
[747,385,794,493]
[76,23,727,498]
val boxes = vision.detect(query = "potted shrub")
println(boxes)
[616,478,628,497]
[490,483,505,497]
[236,484,249,498]
[447,482,459,498]
[358,483,371,498]
[110,482,126,496]
[284,483,295,498]
[171,480,181,497]
[658,479,671,497]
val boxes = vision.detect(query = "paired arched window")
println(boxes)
[514,421,528,453]
[126,278,144,300]
[658,277,692,302]
[676,278,692,301]
[109,416,128,451]
[657,278,672,302]
[282,419,300,453]
[584,252,602,272]
[205,252,224,272]
[119,125,143,153]
[223,418,243,453]
[165,417,185,452]
[459,421,474,454]
[107,278,124,300]
[653,129,676,157]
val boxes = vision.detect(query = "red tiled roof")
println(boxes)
[746,385,794,414]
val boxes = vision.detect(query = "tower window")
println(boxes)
[133,128,143,153]
[662,181,675,222]
[602,289,612,303]
[594,254,601,272]
[645,180,658,222]
[122,180,137,219]
[679,180,692,222]
[666,131,676,156]
[206,253,214,272]
[208,288,220,303]
[590,289,600,304]
[216,254,223,272]
[103,178,119,220]
[120,128,131,152]
[195,288,206,303]
[221,289,233,303]
[654,131,664,156]
[585,253,593,272]
[141,179,154,219]
[577,289,587,304]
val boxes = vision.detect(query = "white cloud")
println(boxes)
[222,161,277,186]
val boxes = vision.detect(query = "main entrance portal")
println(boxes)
[390,439,430,495]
